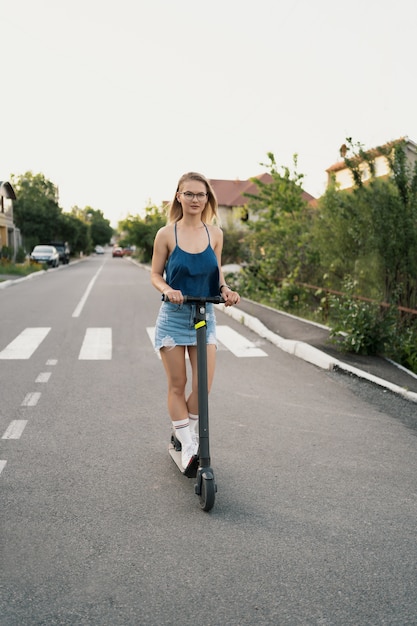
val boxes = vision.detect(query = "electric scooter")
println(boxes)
[167,295,224,512]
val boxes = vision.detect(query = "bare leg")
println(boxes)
[160,345,188,421]
[160,345,197,471]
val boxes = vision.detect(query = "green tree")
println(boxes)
[315,139,417,310]
[68,206,112,253]
[58,212,90,255]
[85,207,113,247]
[377,141,417,309]
[314,179,378,296]
[119,204,167,262]
[242,153,317,300]
[11,171,61,251]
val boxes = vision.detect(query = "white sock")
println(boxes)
[188,413,199,434]
[172,418,192,446]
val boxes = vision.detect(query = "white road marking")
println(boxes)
[0,327,51,359]
[79,328,112,360]
[146,327,160,358]
[146,327,190,359]
[0,324,267,362]
[216,325,268,357]
[0,460,7,475]
[72,265,104,318]
[146,325,268,357]
[21,392,41,407]
[2,420,28,439]
[35,372,52,383]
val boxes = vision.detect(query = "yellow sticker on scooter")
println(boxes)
[195,321,206,329]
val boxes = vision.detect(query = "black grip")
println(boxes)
[183,295,225,304]
[163,294,225,304]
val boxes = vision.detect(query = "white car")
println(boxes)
[30,245,60,267]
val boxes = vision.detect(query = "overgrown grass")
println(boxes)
[0,260,44,279]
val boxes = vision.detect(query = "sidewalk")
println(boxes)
[220,298,417,403]
[0,271,46,288]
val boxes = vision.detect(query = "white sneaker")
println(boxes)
[191,431,199,447]
[181,441,198,473]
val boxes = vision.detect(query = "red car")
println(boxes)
[112,247,123,258]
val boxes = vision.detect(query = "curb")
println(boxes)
[0,259,84,289]
[0,270,47,289]
[218,303,417,404]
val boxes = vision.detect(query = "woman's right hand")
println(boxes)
[163,289,184,304]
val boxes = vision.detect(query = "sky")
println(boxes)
[2,0,417,226]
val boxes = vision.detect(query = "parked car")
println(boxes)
[122,246,133,256]
[48,241,70,264]
[112,246,123,258]
[30,245,60,267]
[94,245,105,254]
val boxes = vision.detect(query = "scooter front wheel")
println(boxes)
[199,471,216,511]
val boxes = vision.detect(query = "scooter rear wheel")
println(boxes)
[199,472,216,511]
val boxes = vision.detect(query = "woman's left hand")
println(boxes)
[222,288,240,307]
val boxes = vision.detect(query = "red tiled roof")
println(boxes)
[210,173,316,206]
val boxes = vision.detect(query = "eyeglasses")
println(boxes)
[180,192,207,201]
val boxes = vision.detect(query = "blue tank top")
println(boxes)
[165,223,219,297]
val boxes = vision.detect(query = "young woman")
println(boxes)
[151,172,240,474]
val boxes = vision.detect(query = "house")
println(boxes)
[325,137,417,191]
[0,180,21,259]
[210,173,317,228]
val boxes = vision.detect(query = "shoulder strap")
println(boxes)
[203,222,210,245]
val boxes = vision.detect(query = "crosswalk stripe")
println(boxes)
[0,324,267,361]
[146,327,195,359]
[21,392,41,407]
[36,372,52,383]
[0,328,51,359]
[146,327,161,359]
[2,420,28,439]
[146,325,267,357]
[78,328,112,360]
[216,325,268,357]
[0,460,7,475]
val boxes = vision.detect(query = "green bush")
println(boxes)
[329,278,397,355]
[400,326,417,373]
[15,247,26,263]
[386,320,417,374]
[271,282,321,317]
[0,246,12,261]
[221,225,249,265]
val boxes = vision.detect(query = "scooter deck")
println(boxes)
[168,442,199,478]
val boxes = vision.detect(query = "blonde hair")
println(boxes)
[168,172,219,224]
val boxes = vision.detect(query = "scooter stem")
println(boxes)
[195,303,210,467]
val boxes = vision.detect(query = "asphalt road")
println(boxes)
[1,254,416,625]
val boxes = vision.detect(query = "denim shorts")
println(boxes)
[154,301,217,351]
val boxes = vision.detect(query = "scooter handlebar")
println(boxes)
[184,295,225,304]
[163,294,225,304]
